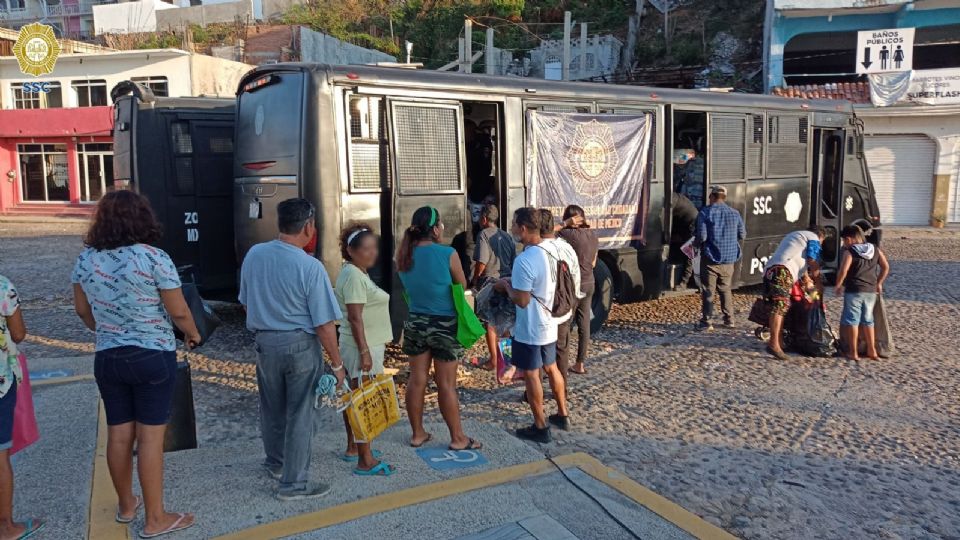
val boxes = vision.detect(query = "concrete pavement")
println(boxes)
[13,354,733,540]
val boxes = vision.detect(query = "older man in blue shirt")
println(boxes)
[240,198,346,501]
[695,185,746,330]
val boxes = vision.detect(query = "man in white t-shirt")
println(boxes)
[538,209,582,382]
[495,208,569,444]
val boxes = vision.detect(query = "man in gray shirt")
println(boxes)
[471,204,516,378]
[239,198,345,501]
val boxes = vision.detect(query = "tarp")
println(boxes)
[869,71,913,107]
[526,111,651,249]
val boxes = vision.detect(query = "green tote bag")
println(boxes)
[452,283,485,349]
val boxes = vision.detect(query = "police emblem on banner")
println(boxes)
[12,23,61,77]
[527,111,651,249]
[564,120,620,199]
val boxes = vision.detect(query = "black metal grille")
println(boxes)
[710,116,745,181]
[747,114,763,178]
[350,142,382,190]
[348,96,391,191]
[393,104,461,194]
[208,136,233,154]
[767,115,808,176]
[171,122,192,154]
[538,104,591,113]
[174,157,193,194]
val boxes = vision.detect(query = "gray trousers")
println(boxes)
[254,330,322,493]
[700,260,735,323]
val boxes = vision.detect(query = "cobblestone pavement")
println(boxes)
[3,222,959,540]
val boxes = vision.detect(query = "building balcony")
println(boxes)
[46,0,116,16]
[0,7,36,21]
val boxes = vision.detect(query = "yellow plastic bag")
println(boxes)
[338,374,401,443]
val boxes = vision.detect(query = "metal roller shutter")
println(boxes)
[864,135,936,225]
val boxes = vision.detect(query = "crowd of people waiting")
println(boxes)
[0,185,888,538]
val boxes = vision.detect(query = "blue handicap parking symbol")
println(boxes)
[415,447,489,471]
[28,369,73,381]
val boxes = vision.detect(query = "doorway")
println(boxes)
[671,111,707,210]
[454,101,504,274]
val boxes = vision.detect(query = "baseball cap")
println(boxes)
[710,185,727,196]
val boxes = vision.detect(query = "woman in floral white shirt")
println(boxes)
[0,274,44,539]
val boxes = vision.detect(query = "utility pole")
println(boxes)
[623,0,644,73]
[485,27,496,75]
[464,19,473,74]
[579,22,587,79]
[562,11,571,81]
[664,1,672,55]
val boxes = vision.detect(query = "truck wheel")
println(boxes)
[591,260,613,334]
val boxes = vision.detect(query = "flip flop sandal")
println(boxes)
[569,367,587,375]
[339,450,383,463]
[116,495,143,524]
[410,433,433,448]
[17,519,45,540]
[449,438,482,451]
[353,461,396,477]
[138,513,195,539]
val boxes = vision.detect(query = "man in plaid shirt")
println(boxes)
[695,185,746,330]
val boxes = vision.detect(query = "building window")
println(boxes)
[131,76,169,97]
[78,143,114,202]
[12,83,63,109]
[72,79,107,107]
[18,144,69,202]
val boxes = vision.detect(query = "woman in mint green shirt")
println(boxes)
[397,206,481,452]
[335,224,395,477]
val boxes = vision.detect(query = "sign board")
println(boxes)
[856,28,914,74]
[415,447,489,471]
[904,68,960,105]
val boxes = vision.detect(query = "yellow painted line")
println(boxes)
[215,452,736,540]
[566,453,739,540]
[32,374,95,387]
[87,402,130,540]
[215,457,563,540]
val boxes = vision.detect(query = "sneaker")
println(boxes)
[548,414,570,431]
[263,463,282,481]
[697,320,714,331]
[723,319,735,329]
[276,483,331,501]
[516,424,551,443]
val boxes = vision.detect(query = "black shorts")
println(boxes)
[0,381,17,450]
[95,346,177,426]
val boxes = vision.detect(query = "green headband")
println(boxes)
[428,207,437,227]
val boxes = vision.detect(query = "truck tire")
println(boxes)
[591,259,613,334]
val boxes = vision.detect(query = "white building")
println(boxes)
[529,35,622,81]
[92,0,176,35]
[764,0,960,225]
[0,48,252,108]
[0,0,122,40]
